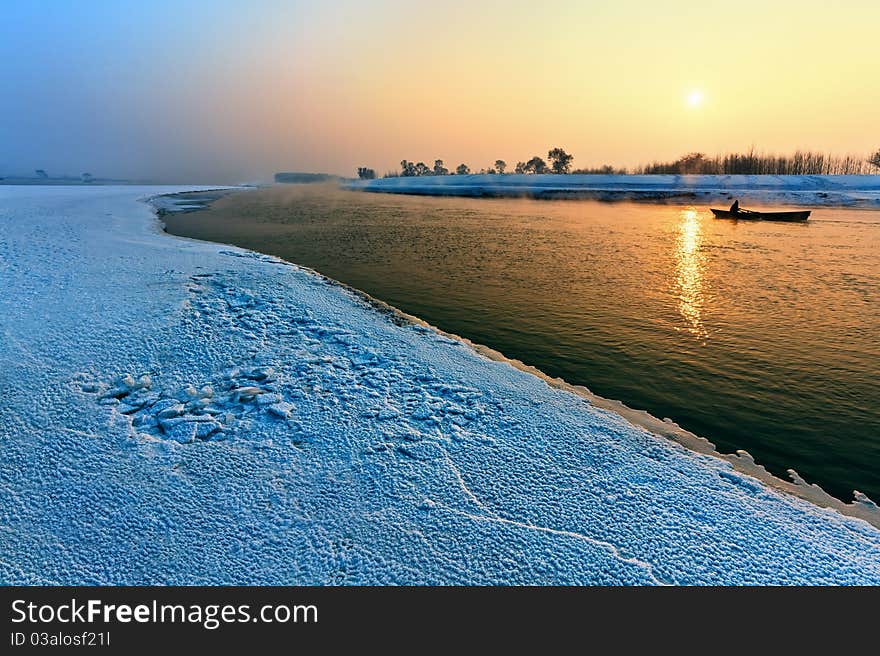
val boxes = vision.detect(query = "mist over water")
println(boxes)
[165,185,880,502]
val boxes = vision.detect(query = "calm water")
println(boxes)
[165,184,880,502]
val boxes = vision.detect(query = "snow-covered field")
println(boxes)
[347,174,880,206]
[1,185,878,585]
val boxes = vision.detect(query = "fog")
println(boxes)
[0,1,323,183]
[2,1,877,184]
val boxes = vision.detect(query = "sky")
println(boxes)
[1,0,878,182]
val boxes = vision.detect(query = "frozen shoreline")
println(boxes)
[1,185,879,584]
[156,190,880,528]
[346,173,880,206]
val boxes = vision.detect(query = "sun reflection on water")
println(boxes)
[674,208,708,339]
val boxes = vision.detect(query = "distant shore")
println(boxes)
[0,178,135,186]
[345,173,880,207]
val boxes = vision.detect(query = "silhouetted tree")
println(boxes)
[869,149,880,169]
[572,164,623,174]
[357,167,376,180]
[35,169,48,179]
[524,156,549,174]
[547,147,574,174]
[433,159,449,175]
[514,161,526,174]
[400,160,416,177]
[414,162,431,176]
[495,160,507,174]
[455,163,471,175]
[675,152,707,174]
[81,172,93,183]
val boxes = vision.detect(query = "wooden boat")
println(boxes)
[710,208,810,222]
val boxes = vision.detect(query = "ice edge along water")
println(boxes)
[346,173,880,206]
[0,185,878,585]
[343,174,880,524]
[164,188,880,528]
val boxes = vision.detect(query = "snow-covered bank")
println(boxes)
[346,174,880,206]
[1,186,878,584]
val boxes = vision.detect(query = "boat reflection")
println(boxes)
[674,208,708,339]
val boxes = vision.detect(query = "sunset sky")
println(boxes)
[2,0,878,182]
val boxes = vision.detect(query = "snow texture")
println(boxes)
[347,174,880,206]
[0,185,878,585]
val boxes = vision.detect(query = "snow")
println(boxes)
[1,185,879,585]
[346,174,880,206]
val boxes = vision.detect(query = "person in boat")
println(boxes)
[729,199,740,213]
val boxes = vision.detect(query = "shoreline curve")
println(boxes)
[148,188,880,530]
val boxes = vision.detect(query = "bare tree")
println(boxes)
[869,149,880,169]
[675,152,707,174]
[547,147,574,174]
[495,159,507,174]
[524,156,549,174]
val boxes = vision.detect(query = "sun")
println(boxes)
[686,90,704,108]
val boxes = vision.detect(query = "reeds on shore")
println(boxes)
[371,148,880,178]
[636,149,875,175]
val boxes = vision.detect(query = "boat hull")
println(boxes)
[710,208,811,222]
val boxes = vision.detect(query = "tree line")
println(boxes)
[637,149,880,175]
[356,148,578,179]
[358,147,880,179]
